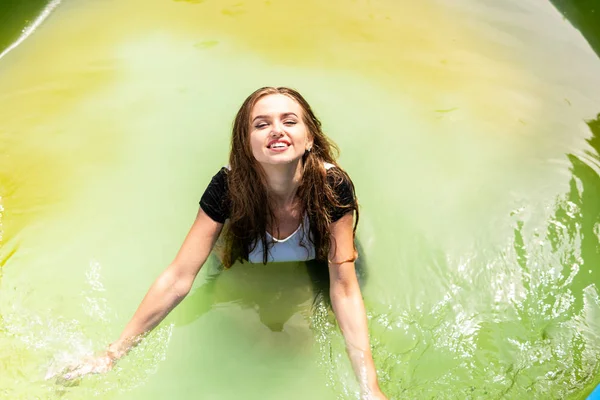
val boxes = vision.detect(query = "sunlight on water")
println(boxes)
[1,0,600,399]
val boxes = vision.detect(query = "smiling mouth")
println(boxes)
[267,141,290,149]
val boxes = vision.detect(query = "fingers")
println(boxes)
[44,362,80,382]
[63,362,94,380]
[45,353,114,386]
[61,355,112,381]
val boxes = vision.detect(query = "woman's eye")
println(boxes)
[284,120,297,126]
[255,123,268,129]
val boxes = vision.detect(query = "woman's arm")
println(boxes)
[61,208,222,380]
[328,213,386,399]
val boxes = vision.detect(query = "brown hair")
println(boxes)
[222,87,358,268]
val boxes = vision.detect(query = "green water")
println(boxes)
[0,0,50,52]
[0,0,599,399]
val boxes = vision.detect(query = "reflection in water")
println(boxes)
[172,239,368,332]
[172,259,315,333]
[167,245,370,398]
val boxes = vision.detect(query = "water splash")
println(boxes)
[362,194,600,398]
[1,260,173,399]
[311,296,361,399]
[83,260,110,322]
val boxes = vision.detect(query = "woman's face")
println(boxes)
[249,94,313,166]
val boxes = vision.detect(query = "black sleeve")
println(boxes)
[327,170,357,222]
[199,168,230,223]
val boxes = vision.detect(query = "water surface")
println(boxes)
[1,0,600,399]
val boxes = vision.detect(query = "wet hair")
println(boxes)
[222,86,358,268]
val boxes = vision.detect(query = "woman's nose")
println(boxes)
[270,122,284,136]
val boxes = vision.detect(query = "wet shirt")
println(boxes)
[199,163,356,263]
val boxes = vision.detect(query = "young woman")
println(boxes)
[62,87,387,399]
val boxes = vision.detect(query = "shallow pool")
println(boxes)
[1,0,599,398]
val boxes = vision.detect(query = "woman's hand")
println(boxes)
[363,387,388,400]
[47,341,126,382]
[47,209,221,384]
[60,351,115,381]
[328,213,387,399]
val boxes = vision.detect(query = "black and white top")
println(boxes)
[199,163,356,263]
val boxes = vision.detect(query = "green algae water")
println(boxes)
[0,0,52,52]
[1,0,600,399]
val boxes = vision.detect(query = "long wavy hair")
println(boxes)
[222,87,358,268]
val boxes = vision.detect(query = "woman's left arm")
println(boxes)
[328,212,387,399]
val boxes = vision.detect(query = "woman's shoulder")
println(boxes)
[324,162,353,186]
[322,162,357,222]
[199,166,231,223]
[216,165,230,179]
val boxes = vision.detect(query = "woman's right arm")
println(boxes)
[61,208,222,380]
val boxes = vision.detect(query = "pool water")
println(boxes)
[1,0,599,399]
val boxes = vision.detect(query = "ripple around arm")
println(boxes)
[1,259,174,399]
